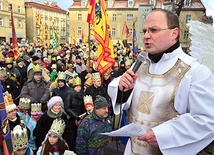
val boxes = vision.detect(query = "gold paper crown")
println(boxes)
[31,103,42,115]
[48,119,66,138]
[0,67,7,78]
[66,63,73,68]
[51,64,57,69]
[4,94,14,107]
[92,72,101,81]
[58,71,66,80]
[0,52,4,58]
[5,57,13,64]
[84,95,93,105]
[32,64,42,73]
[11,125,28,152]
[73,77,81,87]
[19,97,31,110]
[84,77,93,87]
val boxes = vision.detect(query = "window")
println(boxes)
[9,20,12,27]
[111,28,116,36]
[18,6,21,14]
[0,2,2,10]
[183,30,189,40]
[108,0,113,8]
[127,14,133,22]
[81,0,86,7]
[128,0,134,8]
[77,27,82,35]
[184,0,191,7]
[8,4,11,11]
[129,29,133,37]
[78,14,82,21]
[150,0,156,7]
[112,14,116,22]
[36,27,40,35]
[18,20,22,28]
[186,15,191,23]
[0,18,3,26]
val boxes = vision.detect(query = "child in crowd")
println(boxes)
[79,95,94,119]
[36,119,68,155]
[11,125,34,155]
[50,64,58,82]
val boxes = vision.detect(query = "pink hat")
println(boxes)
[47,96,63,110]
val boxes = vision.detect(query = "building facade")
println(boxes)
[25,1,67,44]
[69,0,206,51]
[0,0,26,44]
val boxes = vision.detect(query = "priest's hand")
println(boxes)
[119,69,138,92]
[138,130,158,147]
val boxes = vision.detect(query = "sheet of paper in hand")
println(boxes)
[100,123,146,137]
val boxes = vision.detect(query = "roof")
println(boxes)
[69,0,205,10]
[25,2,67,14]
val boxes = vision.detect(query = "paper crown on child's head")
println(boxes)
[73,76,81,87]
[0,67,7,78]
[4,93,16,113]
[31,103,42,115]
[84,77,93,88]
[19,97,31,110]
[48,118,66,139]
[11,125,28,152]
[84,95,94,107]
[58,71,66,80]
[92,72,101,81]
[51,64,57,69]
[5,57,13,64]
[32,64,42,74]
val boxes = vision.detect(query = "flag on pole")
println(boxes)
[122,22,131,38]
[0,83,14,155]
[73,28,77,45]
[36,12,45,46]
[82,30,86,44]
[10,4,19,61]
[87,0,115,74]
[132,23,138,53]
[51,25,59,49]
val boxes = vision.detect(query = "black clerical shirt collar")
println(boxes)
[148,41,180,63]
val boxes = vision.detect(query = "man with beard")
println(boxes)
[21,64,50,112]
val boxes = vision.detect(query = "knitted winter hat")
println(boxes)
[16,58,24,64]
[32,56,40,62]
[94,95,108,109]
[23,55,31,61]
[47,96,62,110]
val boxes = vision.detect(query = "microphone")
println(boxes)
[132,52,147,73]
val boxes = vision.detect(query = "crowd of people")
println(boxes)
[1,8,214,155]
[0,23,137,155]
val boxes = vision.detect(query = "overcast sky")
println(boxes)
[26,0,214,17]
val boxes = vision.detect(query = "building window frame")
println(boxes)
[0,2,2,10]
[108,0,113,8]
[77,27,82,35]
[9,20,12,27]
[78,14,82,21]
[18,19,22,28]
[112,14,116,22]
[185,15,191,23]
[184,0,191,7]
[127,14,133,23]
[18,6,21,14]
[111,28,116,36]
[183,30,189,40]
[128,0,134,8]
[0,18,3,26]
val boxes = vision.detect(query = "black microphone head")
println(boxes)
[132,52,147,73]
[137,52,147,62]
